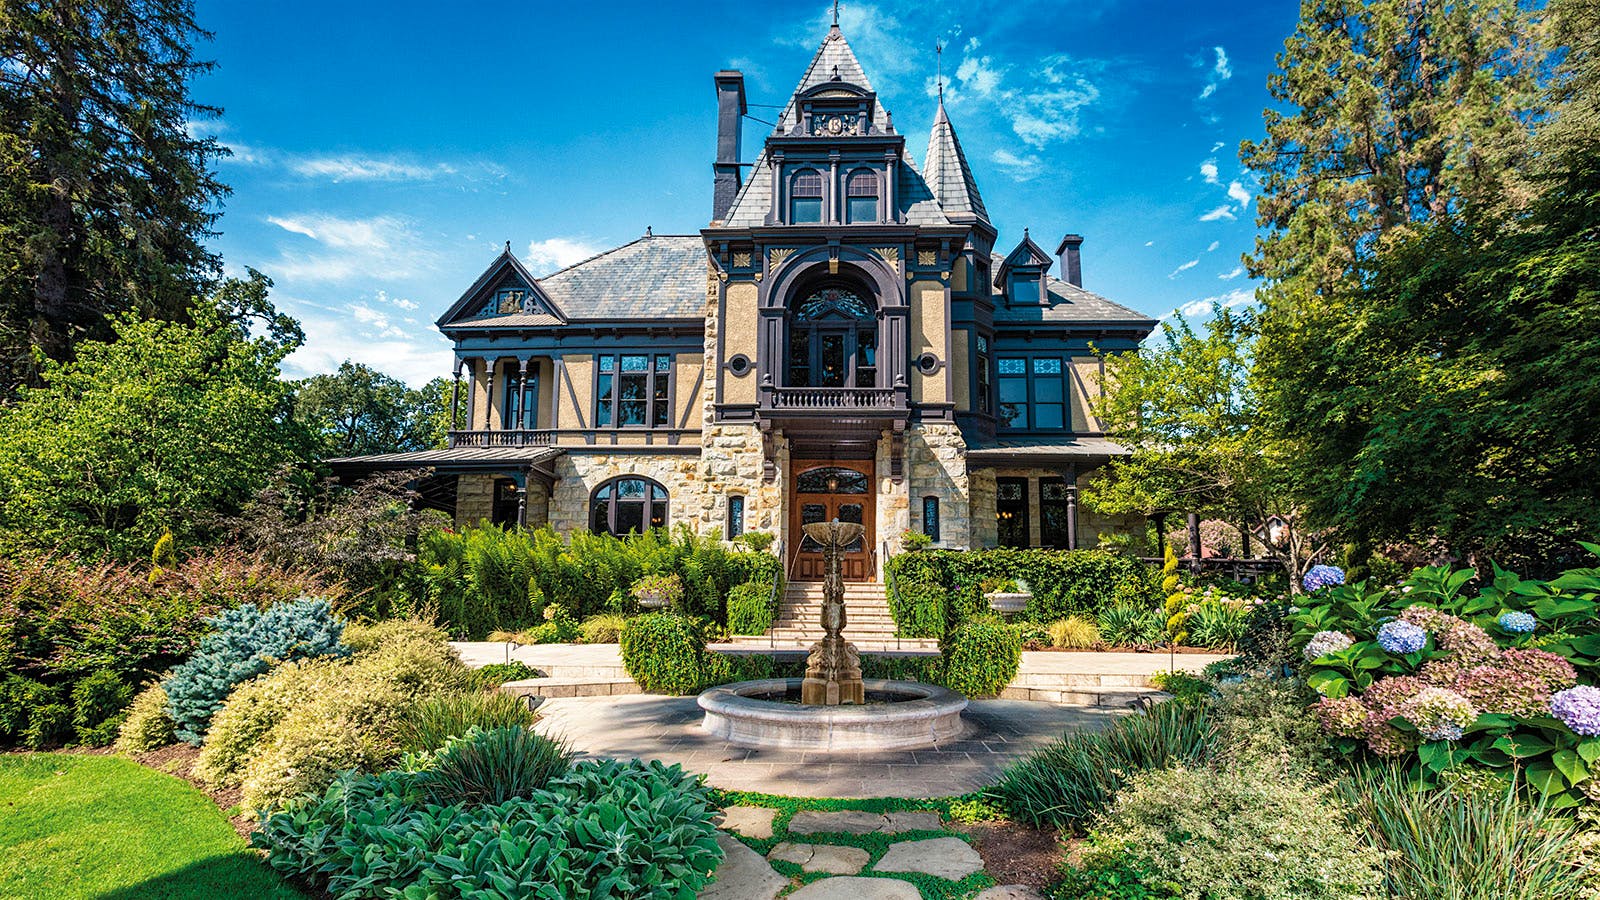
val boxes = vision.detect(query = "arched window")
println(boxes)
[786,286,877,388]
[790,169,824,223]
[845,169,878,223]
[590,476,668,536]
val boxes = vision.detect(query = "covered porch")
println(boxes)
[326,446,564,528]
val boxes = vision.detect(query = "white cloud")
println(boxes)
[1206,241,1219,252]
[937,47,1105,150]
[1199,205,1236,222]
[1168,259,1199,278]
[1219,266,1244,279]
[1159,287,1256,323]
[1198,46,1232,99]
[289,155,458,182]
[991,148,1042,181]
[263,213,434,283]
[1200,159,1219,184]
[283,296,453,388]
[1144,240,1155,247]
[1210,141,1225,153]
[1179,298,1211,316]
[1227,179,1252,207]
[524,237,605,276]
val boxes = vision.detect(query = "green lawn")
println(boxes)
[0,754,305,900]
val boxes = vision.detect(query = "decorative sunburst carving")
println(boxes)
[769,247,795,268]
[872,246,899,263]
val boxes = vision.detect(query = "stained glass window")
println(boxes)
[591,477,668,536]
[795,466,868,494]
[995,354,1070,432]
[997,478,1029,547]
[922,496,940,543]
[727,495,745,538]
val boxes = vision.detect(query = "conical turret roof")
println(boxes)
[923,97,988,223]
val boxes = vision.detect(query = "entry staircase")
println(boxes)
[750,580,940,652]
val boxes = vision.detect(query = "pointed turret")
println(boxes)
[775,23,892,134]
[923,96,988,223]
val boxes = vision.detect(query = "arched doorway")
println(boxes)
[789,461,874,580]
[785,285,878,389]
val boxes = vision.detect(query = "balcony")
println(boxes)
[449,429,554,448]
[767,386,901,411]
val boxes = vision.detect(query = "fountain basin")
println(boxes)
[698,678,968,751]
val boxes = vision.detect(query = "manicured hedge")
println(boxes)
[620,613,716,695]
[886,548,1162,635]
[726,581,775,635]
[940,618,1022,698]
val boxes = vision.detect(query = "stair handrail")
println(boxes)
[881,539,903,651]
[765,538,786,650]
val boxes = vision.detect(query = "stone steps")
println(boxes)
[501,677,640,699]
[999,685,1168,708]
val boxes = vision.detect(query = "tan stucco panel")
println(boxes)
[561,354,593,433]
[909,280,947,404]
[723,281,759,405]
[1071,356,1100,432]
[675,357,704,429]
[952,256,968,293]
[951,328,971,411]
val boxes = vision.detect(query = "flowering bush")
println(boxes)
[1293,551,1600,807]
[1302,564,1346,592]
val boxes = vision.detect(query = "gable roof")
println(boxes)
[441,235,707,328]
[777,25,892,134]
[923,99,988,223]
[994,231,1054,285]
[435,248,562,328]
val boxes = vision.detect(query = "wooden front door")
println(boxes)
[789,460,875,581]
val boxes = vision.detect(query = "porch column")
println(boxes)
[449,359,463,432]
[464,358,478,430]
[516,356,531,433]
[517,471,528,528]
[1065,485,1079,550]
[484,358,497,431]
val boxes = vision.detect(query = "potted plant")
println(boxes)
[982,576,1032,614]
[631,573,684,611]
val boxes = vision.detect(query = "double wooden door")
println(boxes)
[789,460,875,581]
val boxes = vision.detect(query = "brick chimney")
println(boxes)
[1056,234,1084,288]
[712,71,746,222]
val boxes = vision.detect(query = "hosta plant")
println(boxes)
[1294,546,1600,808]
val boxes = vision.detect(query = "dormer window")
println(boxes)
[790,169,824,223]
[845,169,878,223]
[1012,273,1042,304]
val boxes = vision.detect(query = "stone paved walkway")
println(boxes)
[702,806,1047,899]
[533,693,1119,797]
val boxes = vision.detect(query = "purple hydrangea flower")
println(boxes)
[1377,621,1428,654]
[1303,565,1346,592]
[1497,611,1537,634]
[1551,685,1600,737]
[1304,630,1354,661]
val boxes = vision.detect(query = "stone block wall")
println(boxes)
[546,452,709,537]
[455,473,496,527]
[907,423,971,550]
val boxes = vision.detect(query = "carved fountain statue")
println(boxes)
[800,520,866,706]
[696,518,969,751]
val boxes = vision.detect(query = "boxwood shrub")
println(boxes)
[254,758,724,900]
[940,618,1022,698]
[726,581,775,635]
[620,613,717,695]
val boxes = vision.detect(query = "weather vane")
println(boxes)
[936,41,944,99]
[832,0,840,27]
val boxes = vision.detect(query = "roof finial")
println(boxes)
[645,225,653,237]
[504,240,511,253]
[936,40,944,102]
[832,0,840,27]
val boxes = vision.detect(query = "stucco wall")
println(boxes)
[721,281,759,405]
[909,279,947,404]
[560,354,593,431]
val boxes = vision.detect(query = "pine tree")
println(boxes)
[0,0,228,393]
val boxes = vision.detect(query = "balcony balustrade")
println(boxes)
[449,429,554,448]
[766,386,900,411]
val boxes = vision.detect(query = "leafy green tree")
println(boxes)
[0,0,229,394]
[293,363,455,456]
[1085,305,1329,587]
[0,272,312,560]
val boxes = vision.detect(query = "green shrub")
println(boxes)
[254,758,724,900]
[418,725,571,805]
[1067,763,1384,900]
[163,597,348,745]
[620,613,716,694]
[901,529,933,551]
[398,691,537,753]
[193,658,344,788]
[726,581,774,635]
[1232,600,1297,674]
[891,580,949,638]
[734,531,775,552]
[1345,765,1586,900]
[1187,600,1251,650]
[1049,615,1100,649]
[1148,670,1213,706]
[940,618,1022,698]
[1097,603,1165,649]
[993,702,1212,830]
[578,613,627,644]
[861,653,944,683]
[470,661,538,689]
[70,669,133,746]
[0,674,53,743]
[884,548,1160,626]
[340,617,450,654]
[24,702,72,749]
[114,681,175,752]
[1209,676,1340,777]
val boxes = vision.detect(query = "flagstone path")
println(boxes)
[700,806,1048,900]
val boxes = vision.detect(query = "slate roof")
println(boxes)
[923,99,988,222]
[991,276,1159,327]
[965,437,1130,462]
[777,25,891,133]
[444,235,708,326]
[719,156,773,227]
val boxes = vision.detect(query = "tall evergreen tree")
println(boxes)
[0,0,227,393]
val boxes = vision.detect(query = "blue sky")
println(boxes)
[191,0,1299,387]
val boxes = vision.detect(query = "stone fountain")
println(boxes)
[697,519,967,751]
[800,519,865,706]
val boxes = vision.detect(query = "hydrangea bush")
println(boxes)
[1294,548,1600,807]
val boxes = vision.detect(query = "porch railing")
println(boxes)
[449,429,554,448]
[768,386,898,410]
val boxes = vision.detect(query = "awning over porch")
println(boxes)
[326,446,563,483]
[964,437,1129,468]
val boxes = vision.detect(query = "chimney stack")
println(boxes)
[712,71,747,222]
[1056,234,1084,288]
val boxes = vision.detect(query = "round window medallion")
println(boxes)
[917,353,941,374]
[727,354,752,375]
